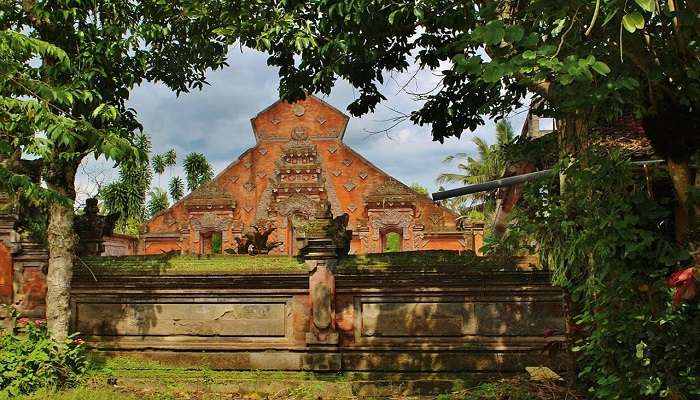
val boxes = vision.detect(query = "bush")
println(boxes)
[513,149,700,399]
[0,312,88,397]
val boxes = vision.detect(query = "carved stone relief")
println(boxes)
[190,212,230,232]
[343,181,356,192]
[327,144,338,154]
[258,148,268,155]
[369,209,413,240]
[275,194,318,217]
[358,171,368,180]
[293,104,306,117]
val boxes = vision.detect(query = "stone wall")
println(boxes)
[71,253,567,374]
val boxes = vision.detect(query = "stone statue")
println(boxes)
[227,223,283,255]
[74,198,119,256]
[327,213,351,256]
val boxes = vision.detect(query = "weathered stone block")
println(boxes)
[302,353,341,371]
[76,302,288,336]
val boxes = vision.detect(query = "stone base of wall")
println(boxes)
[72,267,568,374]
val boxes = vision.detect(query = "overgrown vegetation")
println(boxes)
[507,149,700,398]
[0,310,87,398]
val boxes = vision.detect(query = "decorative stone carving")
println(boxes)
[292,104,306,116]
[257,172,267,179]
[243,181,255,192]
[275,194,318,217]
[243,206,253,213]
[190,212,230,232]
[184,184,236,211]
[331,170,341,177]
[291,126,308,140]
[228,175,239,184]
[365,179,417,206]
[343,181,356,192]
[244,161,253,169]
[258,148,268,155]
[271,114,281,125]
[429,213,444,227]
[347,204,357,213]
[327,144,338,154]
[317,116,327,125]
[358,171,368,180]
[342,159,352,167]
[369,209,413,240]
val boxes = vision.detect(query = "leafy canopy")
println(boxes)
[204,0,699,146]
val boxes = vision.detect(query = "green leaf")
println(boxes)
[504,26,524,43]
[591,61,611,76]
[633,0,655,12]
[522,50,537,60]
[622,12,645,33]
[413,7,424,19]
[482,21,506,45]
[635,341,646,359]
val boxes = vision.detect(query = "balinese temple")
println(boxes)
[139,96,484,255]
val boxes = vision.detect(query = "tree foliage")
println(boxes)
[146,188,169,218]
[512,149,699,398]
[2,1,227,340]
[437,120,514,208]
[169,176,185,202]
[184,152,214,192]
[206,0,698,149]
[100,135,152,234]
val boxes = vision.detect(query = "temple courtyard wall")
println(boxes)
[39,251,567,374]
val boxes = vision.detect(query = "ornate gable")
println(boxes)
[184,184,236,211]
[364,179,417,209]
[250,96,349,143]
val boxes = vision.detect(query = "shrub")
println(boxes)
[513,149,700,399]
[0,312,88,397]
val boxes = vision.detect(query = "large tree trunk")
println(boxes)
[558,116,590,193]
[667,159,691,244]
[45,162,78,343]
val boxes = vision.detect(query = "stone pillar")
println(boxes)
[302,237,342,371]
[304,237,339,345]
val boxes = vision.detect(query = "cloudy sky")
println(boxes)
[76,48,530,204]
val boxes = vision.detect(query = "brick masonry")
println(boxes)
[69,259,568,373]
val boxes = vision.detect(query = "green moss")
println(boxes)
[77,254,307,275]
[337,250,495,273]
[76,250,518,276]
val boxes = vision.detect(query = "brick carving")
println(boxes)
[139,96,481,256]
[369,209,413,240]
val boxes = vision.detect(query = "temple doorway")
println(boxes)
[382,230,402,252]
[200,231,222,254]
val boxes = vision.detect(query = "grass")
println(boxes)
[76,254,307,275]
[76,250,525,276]
[3,354,579,400]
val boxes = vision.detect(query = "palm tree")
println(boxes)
[146,188,170,218]
[169,176,185,202]
[183,152,214,192]
[436,120,514,217]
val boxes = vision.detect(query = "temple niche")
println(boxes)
[139,96,484,255]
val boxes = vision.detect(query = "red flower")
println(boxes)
[33,319,46,326]
[16,317,30,326]
[667,267,698,307]
[72,338,86,346]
